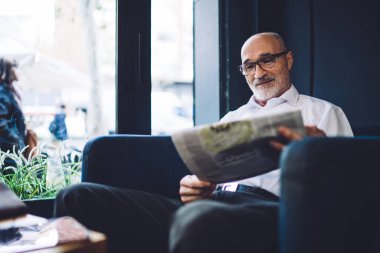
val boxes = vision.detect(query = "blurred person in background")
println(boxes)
[49,103,68,141]
[0,58,37,156]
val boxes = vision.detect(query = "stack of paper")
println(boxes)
[0,183,89,252]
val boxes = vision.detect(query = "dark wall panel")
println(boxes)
[280,0,312,96]
[312,0,380,128]
[219,0,257,116]
[212,0,380,128]
[221,0,291,115]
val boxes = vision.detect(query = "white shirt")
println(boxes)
[219,84,353,196]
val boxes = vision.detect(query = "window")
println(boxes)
[151,0,194,134]
[0,0,116,149]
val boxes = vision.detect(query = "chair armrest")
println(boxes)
[280,137,380,253]
[81,135,190,199]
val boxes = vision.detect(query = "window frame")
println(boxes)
[116,0,151,134]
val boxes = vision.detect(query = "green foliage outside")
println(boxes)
[0,145,81,200]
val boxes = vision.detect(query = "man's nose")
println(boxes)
[254,64,266,79]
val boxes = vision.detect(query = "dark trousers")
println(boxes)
[55,183,279,253]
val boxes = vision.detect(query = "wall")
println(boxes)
[222,0,380,129]
[311,0,380,128]
[278,0,380,129]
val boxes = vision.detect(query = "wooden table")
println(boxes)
[29,231,107,253]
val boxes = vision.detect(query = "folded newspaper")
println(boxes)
[172,110,305,183]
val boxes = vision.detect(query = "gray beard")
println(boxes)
[252,84,283,101]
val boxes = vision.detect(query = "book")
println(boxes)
[0,182,28,245]
[0,216,90,252]
[0,183,91,252]
[0,183,27,221]
[171,110,305,183]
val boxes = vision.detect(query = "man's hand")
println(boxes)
[270,125,326,151]
[179,175,216,204]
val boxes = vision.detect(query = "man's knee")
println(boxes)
[169,200,279,253]
[171,200,224,231]
[54,182,98,217]
[169,201,229,252]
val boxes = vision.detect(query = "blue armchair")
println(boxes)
[280,137,380,253]
[81,134,380,253]
[81,135,190,199]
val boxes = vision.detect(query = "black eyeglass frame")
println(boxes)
[238,50,289,76]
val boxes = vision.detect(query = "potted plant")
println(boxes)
[0,145,81,218]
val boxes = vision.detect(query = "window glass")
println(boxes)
[0,0,116,150]
[151,0,194,135]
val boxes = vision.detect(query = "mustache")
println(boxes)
[253,76,276,86]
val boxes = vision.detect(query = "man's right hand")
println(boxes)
[179,175,216,203]
[270,125,326,151]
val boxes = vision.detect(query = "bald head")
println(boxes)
[241,32,287,57]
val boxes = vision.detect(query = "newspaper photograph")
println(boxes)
[171,110,305,183]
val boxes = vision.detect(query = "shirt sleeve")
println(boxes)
[317,105,353,137]
[219,112,233,123]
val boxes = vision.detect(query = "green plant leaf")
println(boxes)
[0,144,82,200]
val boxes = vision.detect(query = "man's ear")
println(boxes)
[286,51,293,71]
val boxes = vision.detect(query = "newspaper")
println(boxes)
[172,110,305,183]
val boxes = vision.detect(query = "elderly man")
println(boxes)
[55,32,353,253]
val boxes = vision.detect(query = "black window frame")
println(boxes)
[116,0,151,134]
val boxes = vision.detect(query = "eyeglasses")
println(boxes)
[238,51,289,76]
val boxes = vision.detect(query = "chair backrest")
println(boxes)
[81,135,190,199]
[353,126,380,136]
[280,137,380,253]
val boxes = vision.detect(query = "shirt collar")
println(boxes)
[248,84,299,108]
[279,84,299,106]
